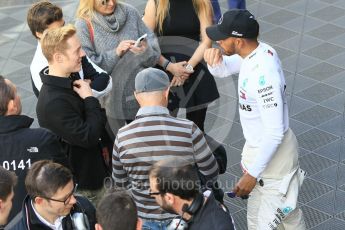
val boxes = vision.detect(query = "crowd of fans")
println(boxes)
[0,0,307,230]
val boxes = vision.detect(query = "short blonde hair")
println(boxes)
[41,24,76,62]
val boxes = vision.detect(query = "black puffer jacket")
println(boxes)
[0,115,68,221]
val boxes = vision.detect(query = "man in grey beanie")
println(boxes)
[112,67,219,229]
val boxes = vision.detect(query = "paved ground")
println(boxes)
[1,0,345,229]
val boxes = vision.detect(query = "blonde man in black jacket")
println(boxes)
[36,25,108,202]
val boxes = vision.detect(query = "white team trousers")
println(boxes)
[246,175,306,230]
[242,129,306,230]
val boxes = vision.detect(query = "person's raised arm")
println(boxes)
[205,48,243,78]
[142,0,189,81]
[187,0,213,69]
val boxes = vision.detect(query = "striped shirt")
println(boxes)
[112,106,219,220]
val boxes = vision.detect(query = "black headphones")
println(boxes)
[181,193,204,215]
[167,193,204,230]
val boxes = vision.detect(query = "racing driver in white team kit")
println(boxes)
[204,9,306,230]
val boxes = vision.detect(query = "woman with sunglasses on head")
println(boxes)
[75,0,160,136]
[143,0,219,132]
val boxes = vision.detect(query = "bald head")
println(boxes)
[134,88,170,108]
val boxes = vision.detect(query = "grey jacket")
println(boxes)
[75,3,160,119]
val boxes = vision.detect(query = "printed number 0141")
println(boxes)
[2,159,31,171]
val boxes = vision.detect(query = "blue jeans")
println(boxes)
[211,0,246,23]
[211,0,222,23]
[142,219,171,230]
[228,0,246,10]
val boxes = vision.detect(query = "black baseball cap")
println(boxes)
[206,9,259,41]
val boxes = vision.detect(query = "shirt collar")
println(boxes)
[244,42,262,60]
[40,67,76,90]
[135,106,170,118]
[31,200,65,230]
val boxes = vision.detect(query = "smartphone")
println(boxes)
[225,192,249,200]
[134,33,148,47]
[225,191,236,198]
